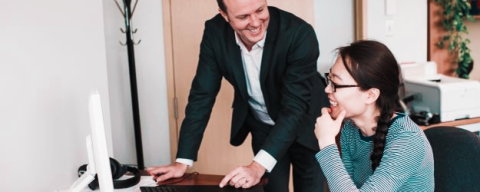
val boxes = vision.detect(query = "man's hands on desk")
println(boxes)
[147,161,266,189]
[220,161,266,189]
[146,162,188,182]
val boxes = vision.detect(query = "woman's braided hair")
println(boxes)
[337,40,400,171]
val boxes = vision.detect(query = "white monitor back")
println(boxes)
[89,91,114,192]
[68,91,113,192]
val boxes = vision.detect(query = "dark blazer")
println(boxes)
[176,6,329,161]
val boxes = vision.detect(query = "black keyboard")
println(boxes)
[140,185,264,192]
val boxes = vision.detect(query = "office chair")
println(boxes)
[423,126,480,191]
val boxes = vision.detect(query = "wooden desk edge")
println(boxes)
[140,170,268,186]
[420,117,480,130]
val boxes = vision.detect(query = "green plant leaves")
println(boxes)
[435,0,476,79]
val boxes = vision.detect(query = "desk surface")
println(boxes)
[420,117,480,130]
[157,173,226,186]
[141,171,267,190]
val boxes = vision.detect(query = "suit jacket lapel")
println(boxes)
[260,7,279,85]
[227,31,249,100]
[259,7,279,108]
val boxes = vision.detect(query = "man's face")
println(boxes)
[220,0,270,49]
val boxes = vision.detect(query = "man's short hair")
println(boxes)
[217,0,227,13]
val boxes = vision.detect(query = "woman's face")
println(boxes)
[325,57,370,119]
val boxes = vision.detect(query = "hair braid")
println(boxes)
[370,99,395,171]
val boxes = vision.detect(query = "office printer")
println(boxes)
[401,61,480,122]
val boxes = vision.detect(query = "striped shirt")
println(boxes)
[316,113,434,191]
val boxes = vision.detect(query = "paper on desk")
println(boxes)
[56,176,157,192]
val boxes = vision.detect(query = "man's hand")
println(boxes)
[219,161,266,188]
[146,162,188,182]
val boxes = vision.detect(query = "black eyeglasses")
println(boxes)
[325,73,359,92]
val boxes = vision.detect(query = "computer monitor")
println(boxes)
[68,91,114,192]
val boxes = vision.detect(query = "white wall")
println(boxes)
[315,0,355,74]
[315,0,427,70]
[102,0,137,165]
[366,0,428,63]
[132,1,171,167]
[0,0,113,191]
[102,0,171,167]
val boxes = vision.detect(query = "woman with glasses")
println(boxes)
[314,40,434,191]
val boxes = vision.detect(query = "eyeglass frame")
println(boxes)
[324,73,360,92]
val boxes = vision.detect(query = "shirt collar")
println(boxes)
[234,32,266,50]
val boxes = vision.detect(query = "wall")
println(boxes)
[0,0,112,191]
[315,0,427,72]
[465,21,480,81]
[102,0,137,165]
[102,0,171,167]
[315,0,355,74]
[367,0,428,63]
[129,0,171,167]
[0,0,170,190]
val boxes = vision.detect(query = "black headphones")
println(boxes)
[78,157,141,190]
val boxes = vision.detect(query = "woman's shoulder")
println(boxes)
[387,113,424,139]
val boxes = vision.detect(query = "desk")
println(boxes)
[142,171,267,186]
[142,171,267,192]
[157,173,232,186]
[420,117,480,133]
[58,173,266,192]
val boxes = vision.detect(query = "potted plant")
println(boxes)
[434,0,476,79]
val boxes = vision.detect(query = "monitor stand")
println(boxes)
[68,135,96,192]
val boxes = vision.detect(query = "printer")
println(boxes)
[401,61,480,122]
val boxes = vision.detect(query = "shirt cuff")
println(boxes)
[175,158,193,167]
[253,149,277,172]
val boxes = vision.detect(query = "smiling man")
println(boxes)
[147,0,329,191]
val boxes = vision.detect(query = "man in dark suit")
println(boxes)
[147,0,329,191]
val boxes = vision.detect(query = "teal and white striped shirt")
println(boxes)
[316,113,434,191]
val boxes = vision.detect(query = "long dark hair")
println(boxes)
[337,40,400,171]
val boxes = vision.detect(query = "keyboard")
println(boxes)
[140,185,264,192]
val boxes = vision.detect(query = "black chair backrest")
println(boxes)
[424,126,480,191]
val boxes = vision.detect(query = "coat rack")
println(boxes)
[114,0,144,170]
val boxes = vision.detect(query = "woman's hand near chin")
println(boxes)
[329,105,347,120]
[314,108,346,149]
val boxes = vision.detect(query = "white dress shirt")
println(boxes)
[175,32,277,173]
